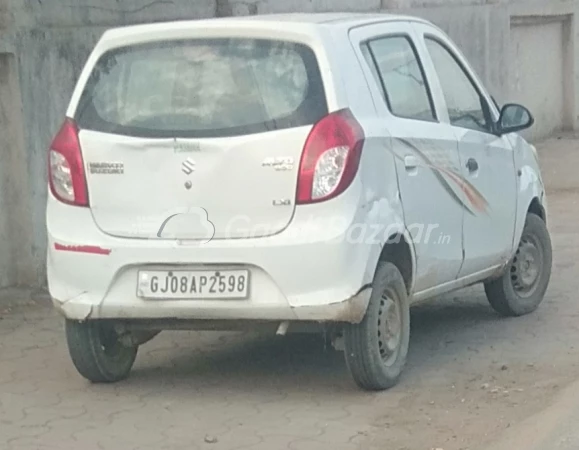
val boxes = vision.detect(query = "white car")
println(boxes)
[47,13,551,390]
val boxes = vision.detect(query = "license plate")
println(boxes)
[137,269,249,299]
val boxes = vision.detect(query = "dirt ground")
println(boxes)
[1,137,578,450]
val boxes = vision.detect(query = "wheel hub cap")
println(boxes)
[378,293,402,365]
[511,237,542,296]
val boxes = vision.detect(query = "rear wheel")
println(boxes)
[485,213,552,317]
[65,319,138,383]
[344,262,410,391]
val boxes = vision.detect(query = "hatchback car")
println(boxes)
[47,13,551,390]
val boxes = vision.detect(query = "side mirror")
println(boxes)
[496,103,534,135]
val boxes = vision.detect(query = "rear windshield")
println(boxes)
[75,38,328,138]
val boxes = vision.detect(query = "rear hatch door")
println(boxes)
[74,37,328,240]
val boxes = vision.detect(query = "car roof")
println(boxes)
[103,12,431,40]
[222,12,425,25]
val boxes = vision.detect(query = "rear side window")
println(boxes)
[362,36,436,122]
[75,39,328,138]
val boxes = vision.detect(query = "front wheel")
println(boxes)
[65,319,138,383]
[485,213,552,317]
[344,262,411,391]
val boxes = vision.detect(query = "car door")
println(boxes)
[413,23,518,277]
[349,22,465,294]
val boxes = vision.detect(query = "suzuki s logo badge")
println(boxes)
[182,158,196,175]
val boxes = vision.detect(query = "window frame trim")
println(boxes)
[423,33,496,135]
[360,32,439,124]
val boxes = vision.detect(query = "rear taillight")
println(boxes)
[48,119,88,206]
[296,108,365,204]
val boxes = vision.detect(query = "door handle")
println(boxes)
[466,158,479,173]
[404,155,419,170]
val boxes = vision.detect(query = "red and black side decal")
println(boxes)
[397,138,490,215]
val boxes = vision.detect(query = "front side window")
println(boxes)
[425,38,491,133]
[363,36,436,122]
[76,38,327,138]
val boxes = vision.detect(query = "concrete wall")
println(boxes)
[0,0,577,287]
[0,52,32,287]
[510,17,566,139]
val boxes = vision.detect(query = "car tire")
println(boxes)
[65,319,138,383]
[344,261,410,391]
[485,213,552,317]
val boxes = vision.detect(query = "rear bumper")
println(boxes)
[51,287,372,323]
[47,190,375,324]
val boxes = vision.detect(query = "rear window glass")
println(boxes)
[75,38,328,138]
